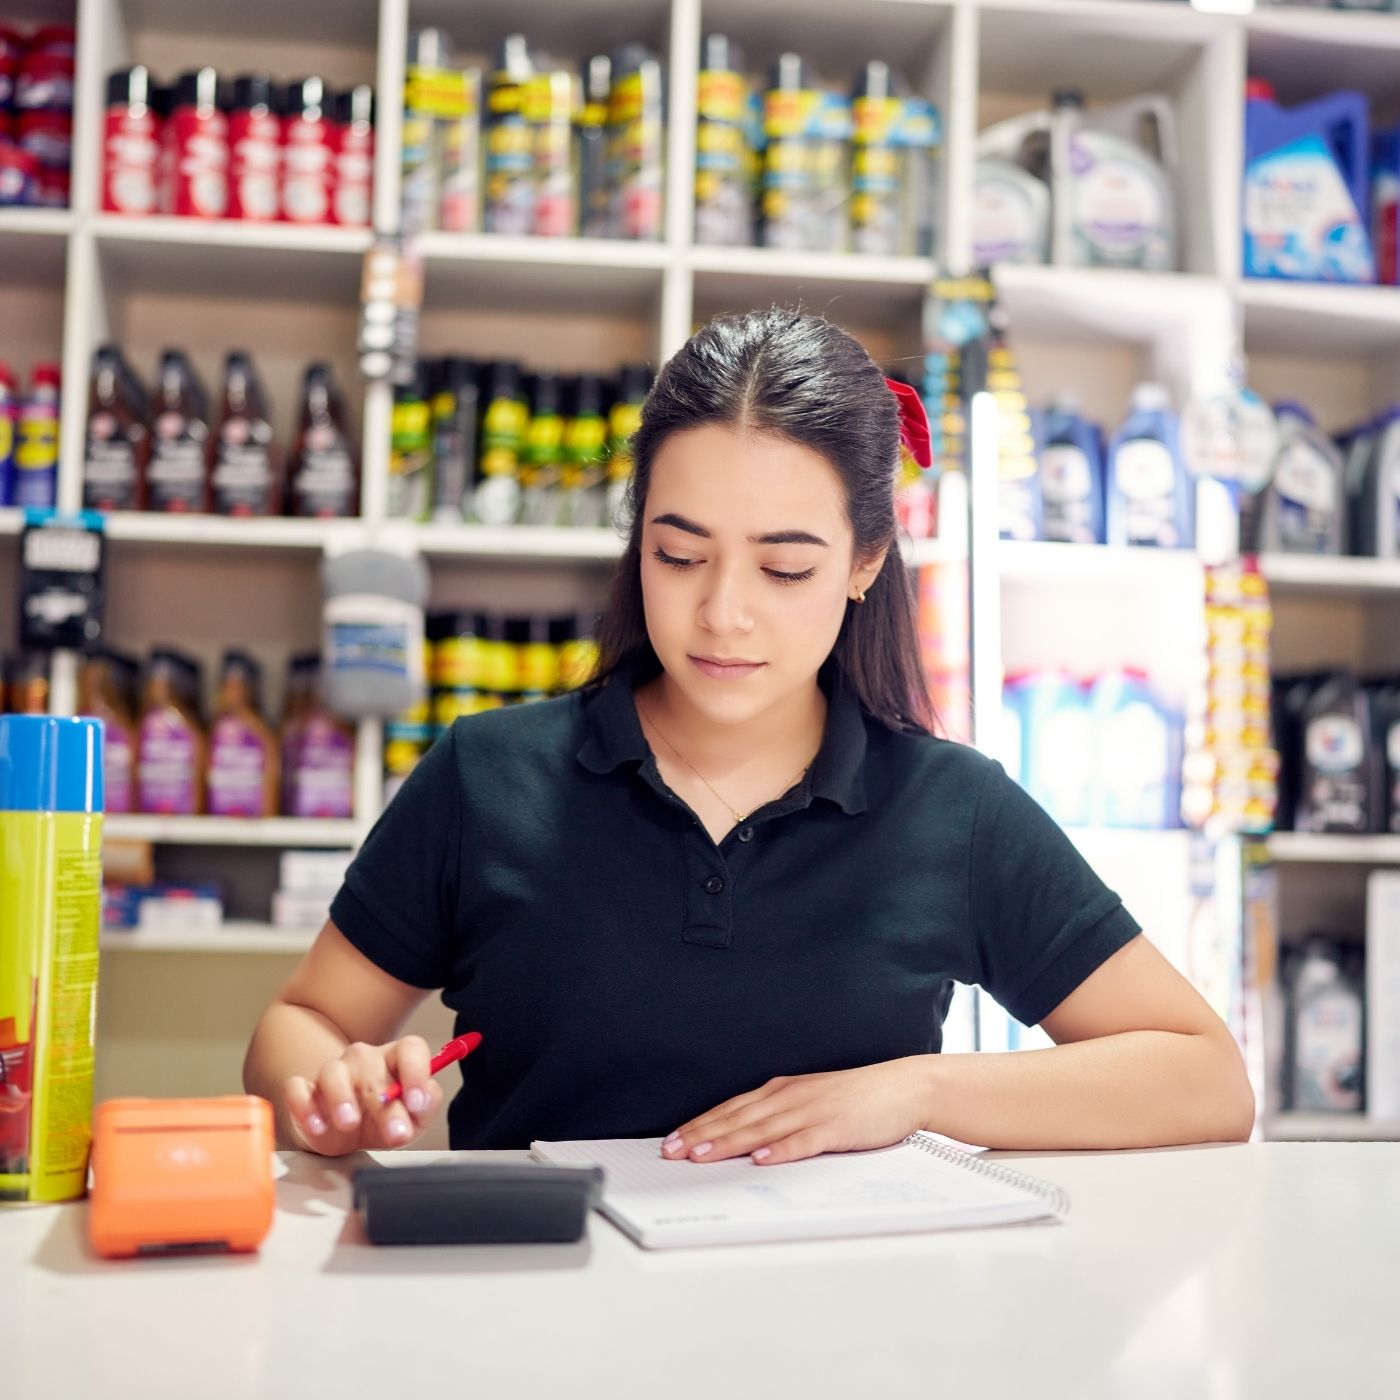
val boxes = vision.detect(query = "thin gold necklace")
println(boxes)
[640,701,815,824]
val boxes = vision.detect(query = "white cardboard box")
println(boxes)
[1366,872,1400,1122]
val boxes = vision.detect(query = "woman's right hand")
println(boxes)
[283,1035,445,1156]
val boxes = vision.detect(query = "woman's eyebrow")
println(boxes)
[650,513,829,548]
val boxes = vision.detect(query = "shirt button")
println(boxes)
[704,875,725,896]
[737,826,754,843]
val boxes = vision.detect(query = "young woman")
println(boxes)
[244,309,1254,1164]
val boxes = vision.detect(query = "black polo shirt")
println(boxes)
[329,656,1141,1149]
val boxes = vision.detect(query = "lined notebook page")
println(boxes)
[530,1135,1067,1249]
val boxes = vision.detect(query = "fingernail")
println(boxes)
[663,1137,684,1155]
[752,1147,771,1162]
[305,1114,326,1136]
[334,1103,359,1129]
[691,1141,713,1157]
[388,1118,411,1142]
[662,1131,681,1147]
[406,1087,427,1113]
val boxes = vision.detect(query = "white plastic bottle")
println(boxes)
[1051,89,1178,272]
[972,109,1052,267]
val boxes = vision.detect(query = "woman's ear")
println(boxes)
[849,547,889,599]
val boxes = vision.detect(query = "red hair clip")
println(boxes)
[884,376,932,470]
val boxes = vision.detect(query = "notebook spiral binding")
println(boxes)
[903,1133,1071,1220]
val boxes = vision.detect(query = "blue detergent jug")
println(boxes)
[1019,669,1093,827]
[1107,383,1194,550]
[1244,79,1375,283]
[1089,669,1181,829]
[1038,395,1106,544]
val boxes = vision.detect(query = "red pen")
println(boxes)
[381,1032,482,1106]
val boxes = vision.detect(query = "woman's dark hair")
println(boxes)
[591,307,935,736]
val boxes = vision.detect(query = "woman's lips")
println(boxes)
[690,655,766,681]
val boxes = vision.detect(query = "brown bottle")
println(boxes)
[82,345,150,511]
[208,351,281,516]
[286,362,358,518]
[146,350,211,513]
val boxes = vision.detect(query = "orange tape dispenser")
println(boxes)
[88,1096,275,1259]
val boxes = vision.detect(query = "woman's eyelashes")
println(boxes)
[650,545,816,584]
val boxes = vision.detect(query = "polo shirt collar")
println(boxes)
[577,652,868,816]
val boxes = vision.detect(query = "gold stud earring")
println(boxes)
[853,588,866,604]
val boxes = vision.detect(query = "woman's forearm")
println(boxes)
[921,1030,1256,1150]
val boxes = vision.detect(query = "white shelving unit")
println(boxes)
[9,0,1397,1132]
[100,921,319,954]
[105,815,362,847]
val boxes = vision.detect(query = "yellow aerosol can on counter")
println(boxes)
[0,716,104,1204]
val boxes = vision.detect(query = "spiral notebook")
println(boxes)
[528,1134,1070,1249]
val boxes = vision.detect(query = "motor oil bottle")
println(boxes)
[82,346,150,512]
[1296,670,1383,834]
[1258,401,1346,554]
[146,350,210,513]
[206,649,279,818]
[973,109,1052,267]
[287,362,357,518]
[1107,383,1194,549]
[1038,394,1105,544]
[1051,88,1178,272]
[209,350,280,517]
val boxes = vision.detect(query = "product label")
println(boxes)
[1302,714,1369,832]
[973,176,1041,266]
[292,425,354,517]
[333,128,373,227]
[207,716,270,817]
[1040,444,1096,543]
[1070,144,1168,267]
[228,110,281,221]
[103,108,161,214]
[148,412,207,511]
[1114,439,1181,546]
[1294,988,1364,1112]
[1271,440,1337,550]
[84,410,141,509]
[138,710,199,814]
[289,717,353,818]
[14,406,58,507]
[1244,135,1375,282]
[211,418,275,515]
[282,117,333,223]
[104,727,134,813]
[170,108,229,218]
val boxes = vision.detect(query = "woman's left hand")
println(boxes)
[662,1057,935,1165]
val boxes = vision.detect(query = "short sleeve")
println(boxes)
[968,760,1142,1028]
[328,724,461,989]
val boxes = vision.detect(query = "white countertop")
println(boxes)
[6,1142,1400,1399]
